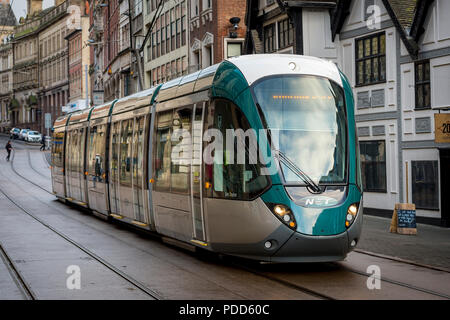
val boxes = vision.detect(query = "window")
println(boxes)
[278,18,293,49]
[119,120,133,187]
[171,107,192,193]
[204,99,270,200]
[264,24,275,53]
[51,130,65,169]
[253,75,348,185]
[356,33,386,86]
[87,125,106,180]
[227,42,242,58]
[415,60,431,109]
[154,110,172,191]
[360,140,387,192]
[412,161,439,210]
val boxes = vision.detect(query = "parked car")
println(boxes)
[26,131,42,143]
[10,128,20,139]
[19,129,29,140]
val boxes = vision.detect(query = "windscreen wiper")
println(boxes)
[273,149,322,193]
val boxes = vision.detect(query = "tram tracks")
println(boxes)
[2,142,449,300]
[331,261,450,300]
[0,242,36,300]
[0,152,163,300]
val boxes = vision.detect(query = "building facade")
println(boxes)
[102,0,120,102]
[245,0,337,60]
[65,13,91,113]
[12,11,41,130]
[0,0,15,43]
[88,0,105,106]
[330,0,450,226]
[0,0,15,133]
[143,0,189,87]
[38,0,71,134]
[0,41,13,133]
[189,0,247,73]
[130,0,144,94]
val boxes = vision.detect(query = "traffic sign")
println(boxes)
[45,113,52,129]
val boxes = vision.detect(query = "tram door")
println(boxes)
[191,102,206,242]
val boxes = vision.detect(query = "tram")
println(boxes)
[51,54,363,262]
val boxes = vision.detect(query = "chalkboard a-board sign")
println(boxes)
[390,203,417,235]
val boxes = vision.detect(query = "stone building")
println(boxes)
[65,12,91,113]
[37,0,71,134]
[0,41,13,133]
[0,0,15,133]
[189,0,247,73]
[0,0,15,43]
[143,0,189,87]
[12,1,43,130]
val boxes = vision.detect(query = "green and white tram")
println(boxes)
[52,54,362,262]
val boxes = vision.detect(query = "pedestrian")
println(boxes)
[40,136,46,151]
[5,140,12,161]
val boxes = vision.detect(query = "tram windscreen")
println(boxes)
[252,75,347,185]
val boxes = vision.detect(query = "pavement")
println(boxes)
[1,133,450,272]
[357,215,450,270]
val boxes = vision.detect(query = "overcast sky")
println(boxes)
[11,0,55,21]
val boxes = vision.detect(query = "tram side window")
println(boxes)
[133,116,147,184]
[205,99,270,200]
[171,107,192,193]
[111,122,120,179]
[52,130,64,168]
[71,129,79,173]
[88,125,106,180]
[120,119,133,186]
[154,111,172,191]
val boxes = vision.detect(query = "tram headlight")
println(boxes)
[270,204,297,230]
[345,203,359,228]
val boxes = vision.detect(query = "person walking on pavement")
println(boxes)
[40,136,46,151]
[5,140,12,161]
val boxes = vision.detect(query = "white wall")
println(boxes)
[302,9,337,61]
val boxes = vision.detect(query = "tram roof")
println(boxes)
[90,100,117,120]
[155,55,342,103]
[111,85,161,115]
[156,64,219,102]
[67,106,94,125]
[53,113,72,128]
[227,54,343,87]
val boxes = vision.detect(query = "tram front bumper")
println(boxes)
[270,205,363,263]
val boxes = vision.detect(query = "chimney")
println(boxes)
[27,0,43,16]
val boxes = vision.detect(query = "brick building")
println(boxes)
[189,0,247,73]
[143,0,189,87]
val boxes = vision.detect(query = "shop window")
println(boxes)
[412,161,439,210]
[360,140,387,192]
